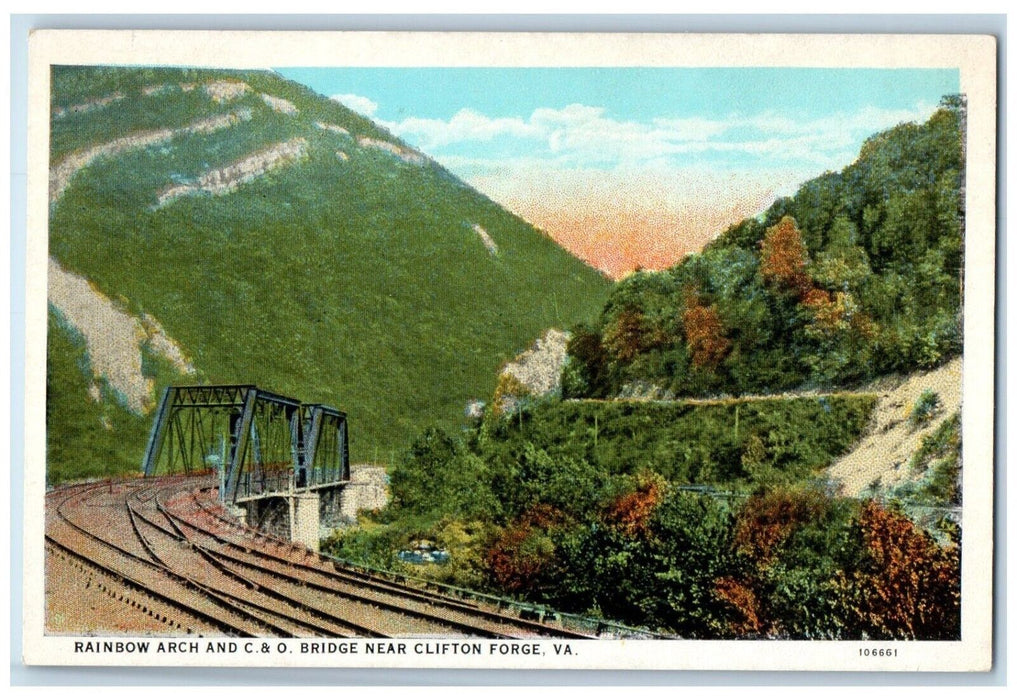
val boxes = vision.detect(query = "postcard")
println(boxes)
[22,29,997,671]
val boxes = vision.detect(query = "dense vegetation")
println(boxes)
[327,398,960,639]
[326,100,965,640]
[46,66,611,481]
[474,394,877,488]
[562,98,964,399]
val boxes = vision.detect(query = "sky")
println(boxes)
[277,67,959,278]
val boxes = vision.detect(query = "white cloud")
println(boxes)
[385,100,939,172]
[330,93,378,117]
[367,96,944,275]
[651,116,729,142]
[738,102,939,138]
[385,108,540,149]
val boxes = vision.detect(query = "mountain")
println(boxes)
[45,66,611,483]
[562,98,965,400]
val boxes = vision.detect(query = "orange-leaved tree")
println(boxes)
[603,470,666,537]
[682,295,731,370]
[839,501,960,640]
[602,307,650,364]
[760,215,813,299]
[733,487,831,565]
[716,488,834,637]
[485,504,564,595]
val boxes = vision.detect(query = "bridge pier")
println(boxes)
[290,492,320,553]
[237,485,349,551]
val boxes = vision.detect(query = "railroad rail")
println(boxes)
[45,476,597,639]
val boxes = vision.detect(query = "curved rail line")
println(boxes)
[163,486,590,638]
[128,495,480,637]
[125,498,375,637]
[52,480,304,635]
[47,482,270,636]
[45,476,594,639]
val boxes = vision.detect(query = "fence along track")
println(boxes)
[180,486,593,637]
[182,486,488,608]
[149,485,584,638]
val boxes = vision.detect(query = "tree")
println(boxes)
[812,216,872,290]
[644,491,744,637]
[388,428,498,520]
[723,488,864,639]
[485,504,564,596]
[838,501,960,640]
[561,323,608,398]
[682,295,731,370]
[603,307,651,364]
[760,215,812,298]
[603,470,665,537]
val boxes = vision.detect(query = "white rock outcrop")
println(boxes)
[471,224,498,256]
[156,137,308,206]
[52,92,126,120]
[315,122,351,137]
[261,94,298,116]
[502,329,571,397]
[142,84,174,97]
[357,136,426,165]
[48,258,196,414]
[204,80,249,103]
[50,109,253,204]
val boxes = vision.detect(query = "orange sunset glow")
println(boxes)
[482,170,780,280]
[517,193,776,280]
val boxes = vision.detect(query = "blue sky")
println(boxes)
[277,67,959,276]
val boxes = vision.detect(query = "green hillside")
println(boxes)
[46,66,611,481]
[324,100,965,639]
[564,98,965,399]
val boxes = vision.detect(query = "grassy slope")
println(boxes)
[47,66,611,480]
[480,394,878,489]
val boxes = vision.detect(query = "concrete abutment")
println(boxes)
[239,485,346,551]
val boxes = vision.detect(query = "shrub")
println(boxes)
[909,389,943,428]
[602,470,665,536]
[837,501,960,640]
[485,504,565,595]
[733,487,831,565]
[491,372,532,417]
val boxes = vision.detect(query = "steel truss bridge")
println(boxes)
[141,385,349,503]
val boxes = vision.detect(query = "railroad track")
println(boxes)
[45,476,594,639]
[46,482,272,636]
[161,487,589,638]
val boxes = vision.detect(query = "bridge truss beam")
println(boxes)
[141,385,349,504]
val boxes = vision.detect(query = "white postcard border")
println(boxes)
[22,29,998,672]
